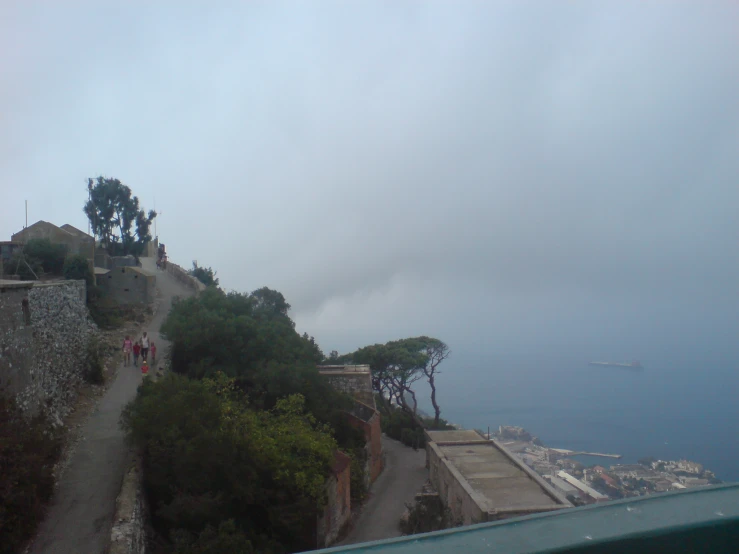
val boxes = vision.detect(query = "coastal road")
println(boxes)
[339,436,428,546]
[28,258,193,554]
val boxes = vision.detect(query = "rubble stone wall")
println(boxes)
[0,280,96,422]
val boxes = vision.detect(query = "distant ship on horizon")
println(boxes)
[589,360,643,369]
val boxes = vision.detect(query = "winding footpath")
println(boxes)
[28,258,193,554]
[339,436,428,546]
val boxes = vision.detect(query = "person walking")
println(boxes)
[133,341,141,366]
[140,332,150,362]
[141,359,149,376]
[150,342,157,365]
[122,336,132,367]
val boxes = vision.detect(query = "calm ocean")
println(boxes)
[427,351,738,482]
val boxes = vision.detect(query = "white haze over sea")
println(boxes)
[2,3,737,479]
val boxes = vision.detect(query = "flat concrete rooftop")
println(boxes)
[427,429,483,443]
[438,441,567,512]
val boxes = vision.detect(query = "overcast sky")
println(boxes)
[2,1,738,361]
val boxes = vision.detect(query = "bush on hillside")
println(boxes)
[188,261,219,288]
[160,287,351,420]
[25,238,68,274]
[9,251,43,280]
[63,254,94,287]
[0,398,63,554]
[122,373,338,553]
[84,335,105,384]
[400,494,458,536]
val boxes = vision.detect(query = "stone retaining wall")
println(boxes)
[110,457,147,554]
[0,279,96,422]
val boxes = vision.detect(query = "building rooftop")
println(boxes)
[433,440,569,513]
[426,429,484,443]
[557,471,608,500]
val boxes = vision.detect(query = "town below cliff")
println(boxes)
[493,425,721,505]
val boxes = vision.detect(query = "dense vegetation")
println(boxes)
[123,374,337,553]
[63,253,94,287]
[125,285,366,553]
[0,398,63,554]
[8,238,68,279]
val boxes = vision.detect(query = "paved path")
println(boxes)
[339,436,428,546]
[28,258,192,554]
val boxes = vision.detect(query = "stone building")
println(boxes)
[425,430,571,525]
[11,220,94,259]
[318,364,384,485]
[95,266,156,304]
[318,365,375,407]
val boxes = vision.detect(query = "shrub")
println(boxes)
[380,406,426,448]
[84,335,105,384]
[0,397,63,554]
[188,261,219,287]
[9,251,42,280]
[122,373,337,553]
[400,494,457,536]
[25,238,68,274]
[63,254,93,287]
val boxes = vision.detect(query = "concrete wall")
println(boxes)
[317,452,351,548]
[427,441,488,525]
[347,403,384,485]
[98,267,155,304]
[12,221,94,259]
[318,366,375,408]
[0,280,95,421]
[110,458,147,554]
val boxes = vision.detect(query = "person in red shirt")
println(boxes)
[133,341,141,366]
[141,359,149,375]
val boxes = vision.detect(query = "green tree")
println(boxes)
[343,337,448,420]
[418,337,450,428]
[24,238,68,274]
[188,261,219,287]
[9,238,67,279]
[84,176,156,257]
[122,373,337,553]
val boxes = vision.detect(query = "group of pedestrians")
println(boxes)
[122,331,157,375]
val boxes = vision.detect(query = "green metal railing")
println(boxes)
[312,483,739,553]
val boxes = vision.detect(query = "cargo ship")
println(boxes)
[589,360,643,369]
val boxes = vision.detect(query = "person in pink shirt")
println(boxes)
[122,336,132,367]
[150,342,157,365]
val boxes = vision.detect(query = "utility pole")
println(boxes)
[88,180,95,272]
[25,200,27,228]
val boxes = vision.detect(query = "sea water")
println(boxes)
[426,350,738,482]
